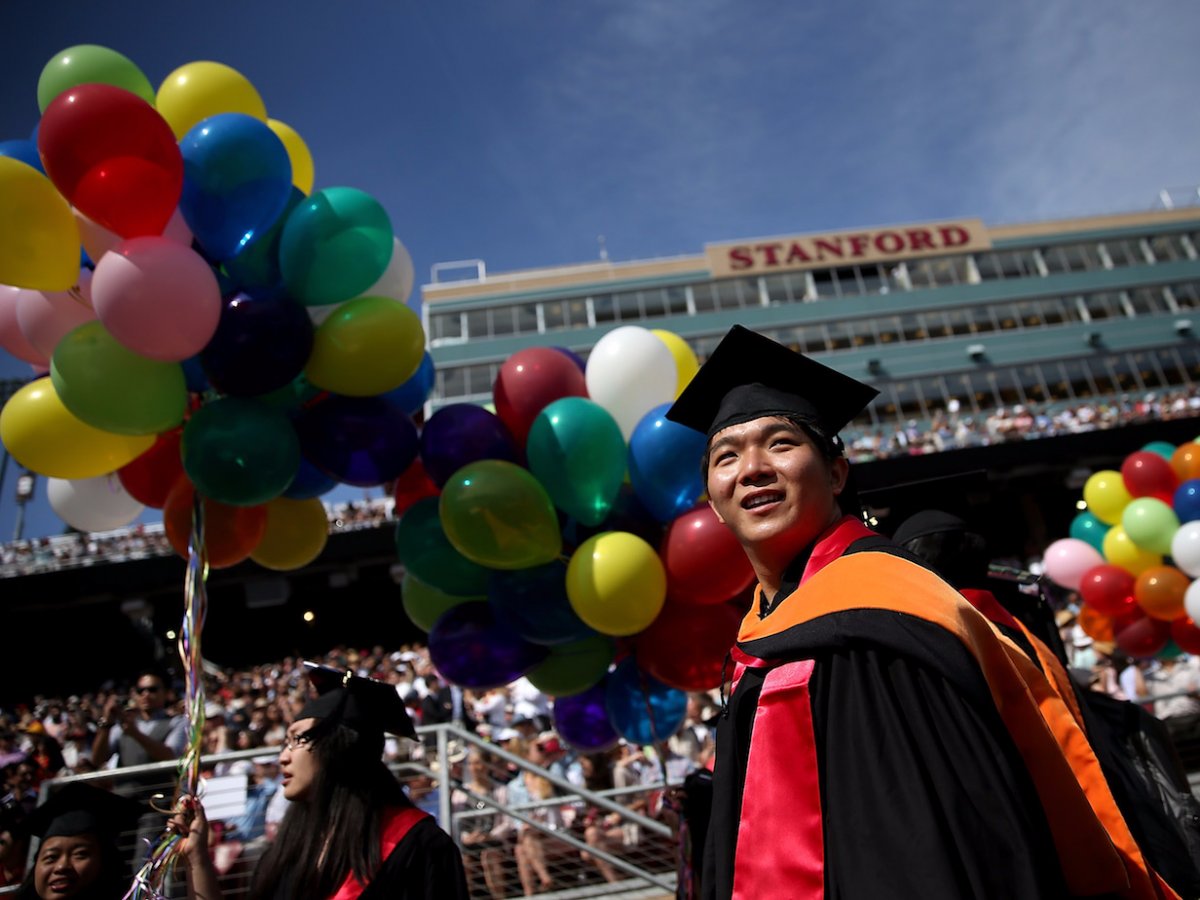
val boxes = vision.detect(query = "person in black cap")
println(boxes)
[17,782,144,900]
[174,664,468,900]
[666,324,1170,899]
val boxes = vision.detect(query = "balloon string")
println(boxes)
[67,285,87,306]
[123,494,208,899]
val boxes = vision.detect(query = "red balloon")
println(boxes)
[661,504,756,605]
[1114,615,1171,658]
[1170,617,1200,655]
[163,479,267,569]
[38,83,182,238]
[1120,450,1178,504]
[1077,564,1137,617]
[492,347,587,447]
[393,457,440,516]
[118,428,183,509]
[634,601,742,691]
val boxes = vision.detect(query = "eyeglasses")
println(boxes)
[134,685,161,695]
[281,731,314,752]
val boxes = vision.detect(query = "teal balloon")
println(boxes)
[526,397,626,527]
[526,634,614,697]
[394,496,491,595]
[182,397,300,506]
[51,321,187,436]
[1122,496,1180,555]
[1069,511,1109,555]
[1143,441,1177,462]
[279,187,394,306]
[1159,639,1186,660]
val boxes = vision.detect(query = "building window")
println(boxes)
[516,304,539,335]
[465,309,488,340]
[692,284,718,313]
[1102,239,1150,268]
[1041,242,1104,273]
[490,306,516,337]
[542,300,567,331]
[593,294,616,324]
[615,291,642,321]
[1082,291,1122,321]
[431,311,463,342]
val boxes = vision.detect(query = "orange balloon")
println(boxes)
[163,479,267,569]
[1133,565,1190,621]
[1078,604,1116,642]
[1171,442,1200,482]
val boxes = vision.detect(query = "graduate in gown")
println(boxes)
[175,665,468,900]
[665,324,1175,899]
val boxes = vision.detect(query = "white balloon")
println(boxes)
[1172,521,1200,577]
[1185,577,1200,622]
[362,237,415,309]
[47,474,144,533]
[585,325,677,439]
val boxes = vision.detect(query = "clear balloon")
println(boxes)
[402,572,486,633]
[552,679,620,752]
[1121,497,1180,555]
[585,325,678,439]
[306,297,424,396]
[628,403,708,523]
[526,635,614,697]
[566,531,666,636]
[249,497,330,571]
[427,602,549,690]
[156,61,267,139]
[394,496,491,596]
[493,346,589,447]
[605,658,688,746]
[162,479,266,569]
[0,157,81,291]
[294,394,419,487]
[47,473,144,533]
[182,397,300,506]
[1083,470,1132,526]
[489,560,594,646]
[38,44,155,112]
[525,397,626,526]
[179,113,294,261]
[439,460,562,569]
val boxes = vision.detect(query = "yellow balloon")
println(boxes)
[1084,469,1132,525]
[0,158,81,291]
[651,329,699,398]
[249,497,330,571]
[1102,524,1162,577]
[0,377,153,478]
[306,296,425,396]
[566,531,666,636]
[156,61,267,139]
[267,118,314,194]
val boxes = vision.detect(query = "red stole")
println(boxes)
[327,806,429,900]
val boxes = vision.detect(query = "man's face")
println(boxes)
[706,417,847,572]
[33,834,103,899]
[133,677,165,714]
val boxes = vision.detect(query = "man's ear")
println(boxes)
[830,456,849,496]
[708,498,725,524]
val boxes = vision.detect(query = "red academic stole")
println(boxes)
[327,806,430,900]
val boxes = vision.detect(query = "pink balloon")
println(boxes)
[15,271,97,358]
[0,285,48,365]
[91,237,221,361]
[1042,537,1105,590]
[77,207,193,268]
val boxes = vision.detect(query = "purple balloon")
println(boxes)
[200,292,314,396]
[420,403,517,486]
[428,603,549,690]
[552,678,620,752]
[295,394,418,486]
[553,346,587,374]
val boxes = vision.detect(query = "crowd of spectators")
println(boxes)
[0,642,712,895]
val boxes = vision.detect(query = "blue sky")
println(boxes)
[2,0,1199,539]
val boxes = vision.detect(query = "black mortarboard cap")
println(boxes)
[665,325,878,439]
[891,509,968,547]
[861,470,990,538]
[299,662,417,741]
[25,782,145,843]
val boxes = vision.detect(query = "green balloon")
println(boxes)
[182,397,300,506]
[279,187,394,306]
[527,397,626,527]
[526,634,614,697]
[439,460,563,570]
[51,321,187,435]
[38,44,155,112]
[394,497,491,595]
[1122,496,1180,555]
[401,572,485,632]
[257,372,321,411]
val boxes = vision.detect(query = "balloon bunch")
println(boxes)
[0,45,427,573]
[395,325,753,751]
[1042,439,1200,658]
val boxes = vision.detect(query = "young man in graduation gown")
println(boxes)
[666,325,1177,899]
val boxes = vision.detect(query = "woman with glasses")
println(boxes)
[174,668,468,899]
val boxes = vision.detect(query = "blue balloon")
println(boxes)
[383,351,435,415]
[605,658,688,746]
[0,139,44,173]
[1174,479,1200,524]
[419,403,517,486]
[553,679,620,753]
[179,113,293,261]
[284,456,338,499]
[200,292,314,396]
[222,187,305,300]
[295,394,419,487]
[1143,441,1177,462]
[1069,511,1108,554]
[428,602,549,690]
[489,560,595,646]
[628,403,707,523]
[180,355,211,394]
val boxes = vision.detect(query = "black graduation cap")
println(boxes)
[298,661,417,741]
[665,324,879,440]
[25,782,145,844]
[860,470,990,539]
